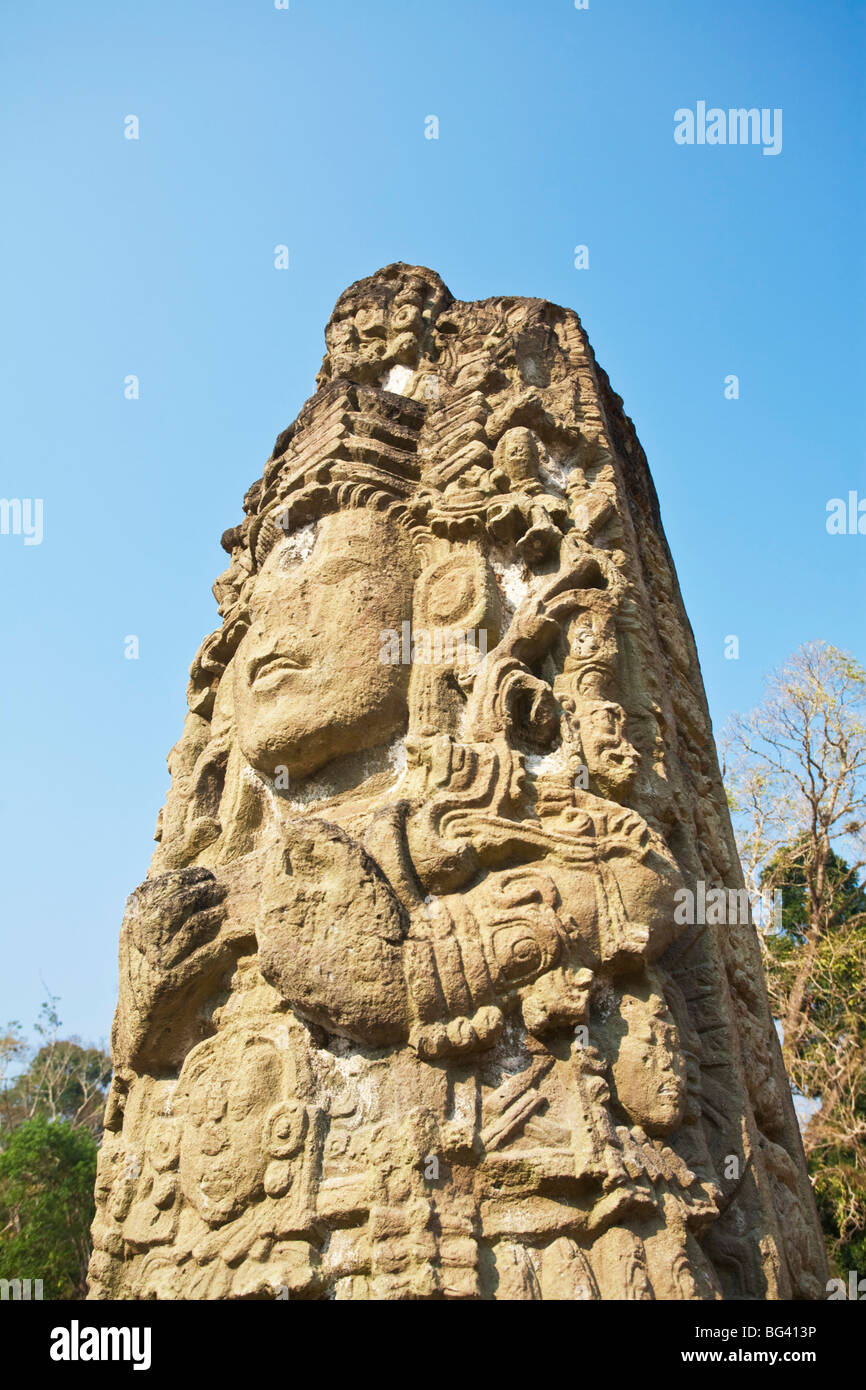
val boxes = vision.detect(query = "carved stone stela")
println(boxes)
[89,265,827,1300]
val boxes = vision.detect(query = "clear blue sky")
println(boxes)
[1,0,863,1050]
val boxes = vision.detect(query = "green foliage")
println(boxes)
[813,1155,866,1281]
[763,840,866,947]
[761,843,866,1278]
[1,1040,112,1136]
[0,996,111,1139]
[725,642,866,1280]
[0,1116,97,1299]
[0,998,111,1299]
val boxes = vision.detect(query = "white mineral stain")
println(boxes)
[380,364,415,396]
[525,745,569,776]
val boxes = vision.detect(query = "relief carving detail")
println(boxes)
[89,265,827,1301]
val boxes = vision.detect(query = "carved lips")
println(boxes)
[247,651,307,690]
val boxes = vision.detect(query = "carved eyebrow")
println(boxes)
[312,554,373,580]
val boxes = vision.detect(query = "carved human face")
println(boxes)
[495,427,539,485]
[234,509,415,782]
[576,700,641,798]
[325,292,425,383]
[602,986,687,1136]
[178,1044,280,1226]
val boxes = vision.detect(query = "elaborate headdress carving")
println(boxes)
[91,266,828,1304]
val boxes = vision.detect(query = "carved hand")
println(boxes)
[113,868,247,1071]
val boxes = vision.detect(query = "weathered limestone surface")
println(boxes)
[89,265,827,1300]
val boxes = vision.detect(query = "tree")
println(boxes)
[0,1116,98,1299]
[724,641,866,1276]
[0,998,111,1298]
[0,997,111,1140]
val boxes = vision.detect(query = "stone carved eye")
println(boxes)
[416,553,492,636]
[266,1102,306,1159]
[428,570,474,625]
[149,1122,179,1173]
[491,922,546,983]
[392,304,421,332]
